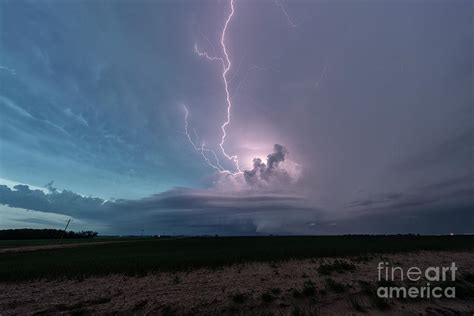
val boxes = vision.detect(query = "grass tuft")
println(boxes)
[232,293,248,304]
[325,278,345,293]
[172,275,181,284]
[260,291,276,303]
[270,288,281,295]
[317,259,356,275]
[302,280,317,296]
[348,294,366,312]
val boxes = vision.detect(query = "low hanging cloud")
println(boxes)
[1,148,472,235]
[1,175,473,235]
[0,182,318,235]
[0,184,109,220]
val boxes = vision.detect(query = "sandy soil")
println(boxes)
[1,250,473,315]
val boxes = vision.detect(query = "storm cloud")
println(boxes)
[1,172,473,235]
[243,144,296,187]
[0,0,472,235]
[0,183,320,234]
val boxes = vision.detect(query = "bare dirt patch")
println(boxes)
[1,250,473,315]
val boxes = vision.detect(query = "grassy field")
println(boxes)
[1,235,473,282]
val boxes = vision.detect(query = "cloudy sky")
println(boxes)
[0,0,472,235]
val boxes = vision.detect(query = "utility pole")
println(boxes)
[59,219,71,244]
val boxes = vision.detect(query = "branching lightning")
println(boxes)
[183,105,226,173]
[184,0,299,175]
[194,43,224,64]
[274,0,298,28]
[314,63,328,89]
[216,0,240,172]
[187,0,241,175]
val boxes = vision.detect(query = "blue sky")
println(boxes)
[0,0,212,199]
[0,0,472,235]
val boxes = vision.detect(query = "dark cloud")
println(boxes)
[243,144,293,186]
[11,218,65,226]
[0,1,472,235]
[320,206,474,235]
[0,184,318,235]
[0,185,110,220]
[44,180,57,193]
[114,187,305,214]
[347,174,474,212]
[1,179,473,235]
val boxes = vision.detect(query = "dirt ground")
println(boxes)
[1,250,473,315]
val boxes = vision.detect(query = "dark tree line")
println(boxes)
[0,229,98,240]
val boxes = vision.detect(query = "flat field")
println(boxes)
[1,235,473,282]
[0,237,127,249]
[1,236,474,315]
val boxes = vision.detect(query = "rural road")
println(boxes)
[0,240,133,254]
[0,237,187,254]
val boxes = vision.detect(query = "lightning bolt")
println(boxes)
[314,63,328,89]
[274,0,298,28]
[183,105,227,173]
[185,0,298,175]
[217,0,240,173]
[188,0,241,175]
